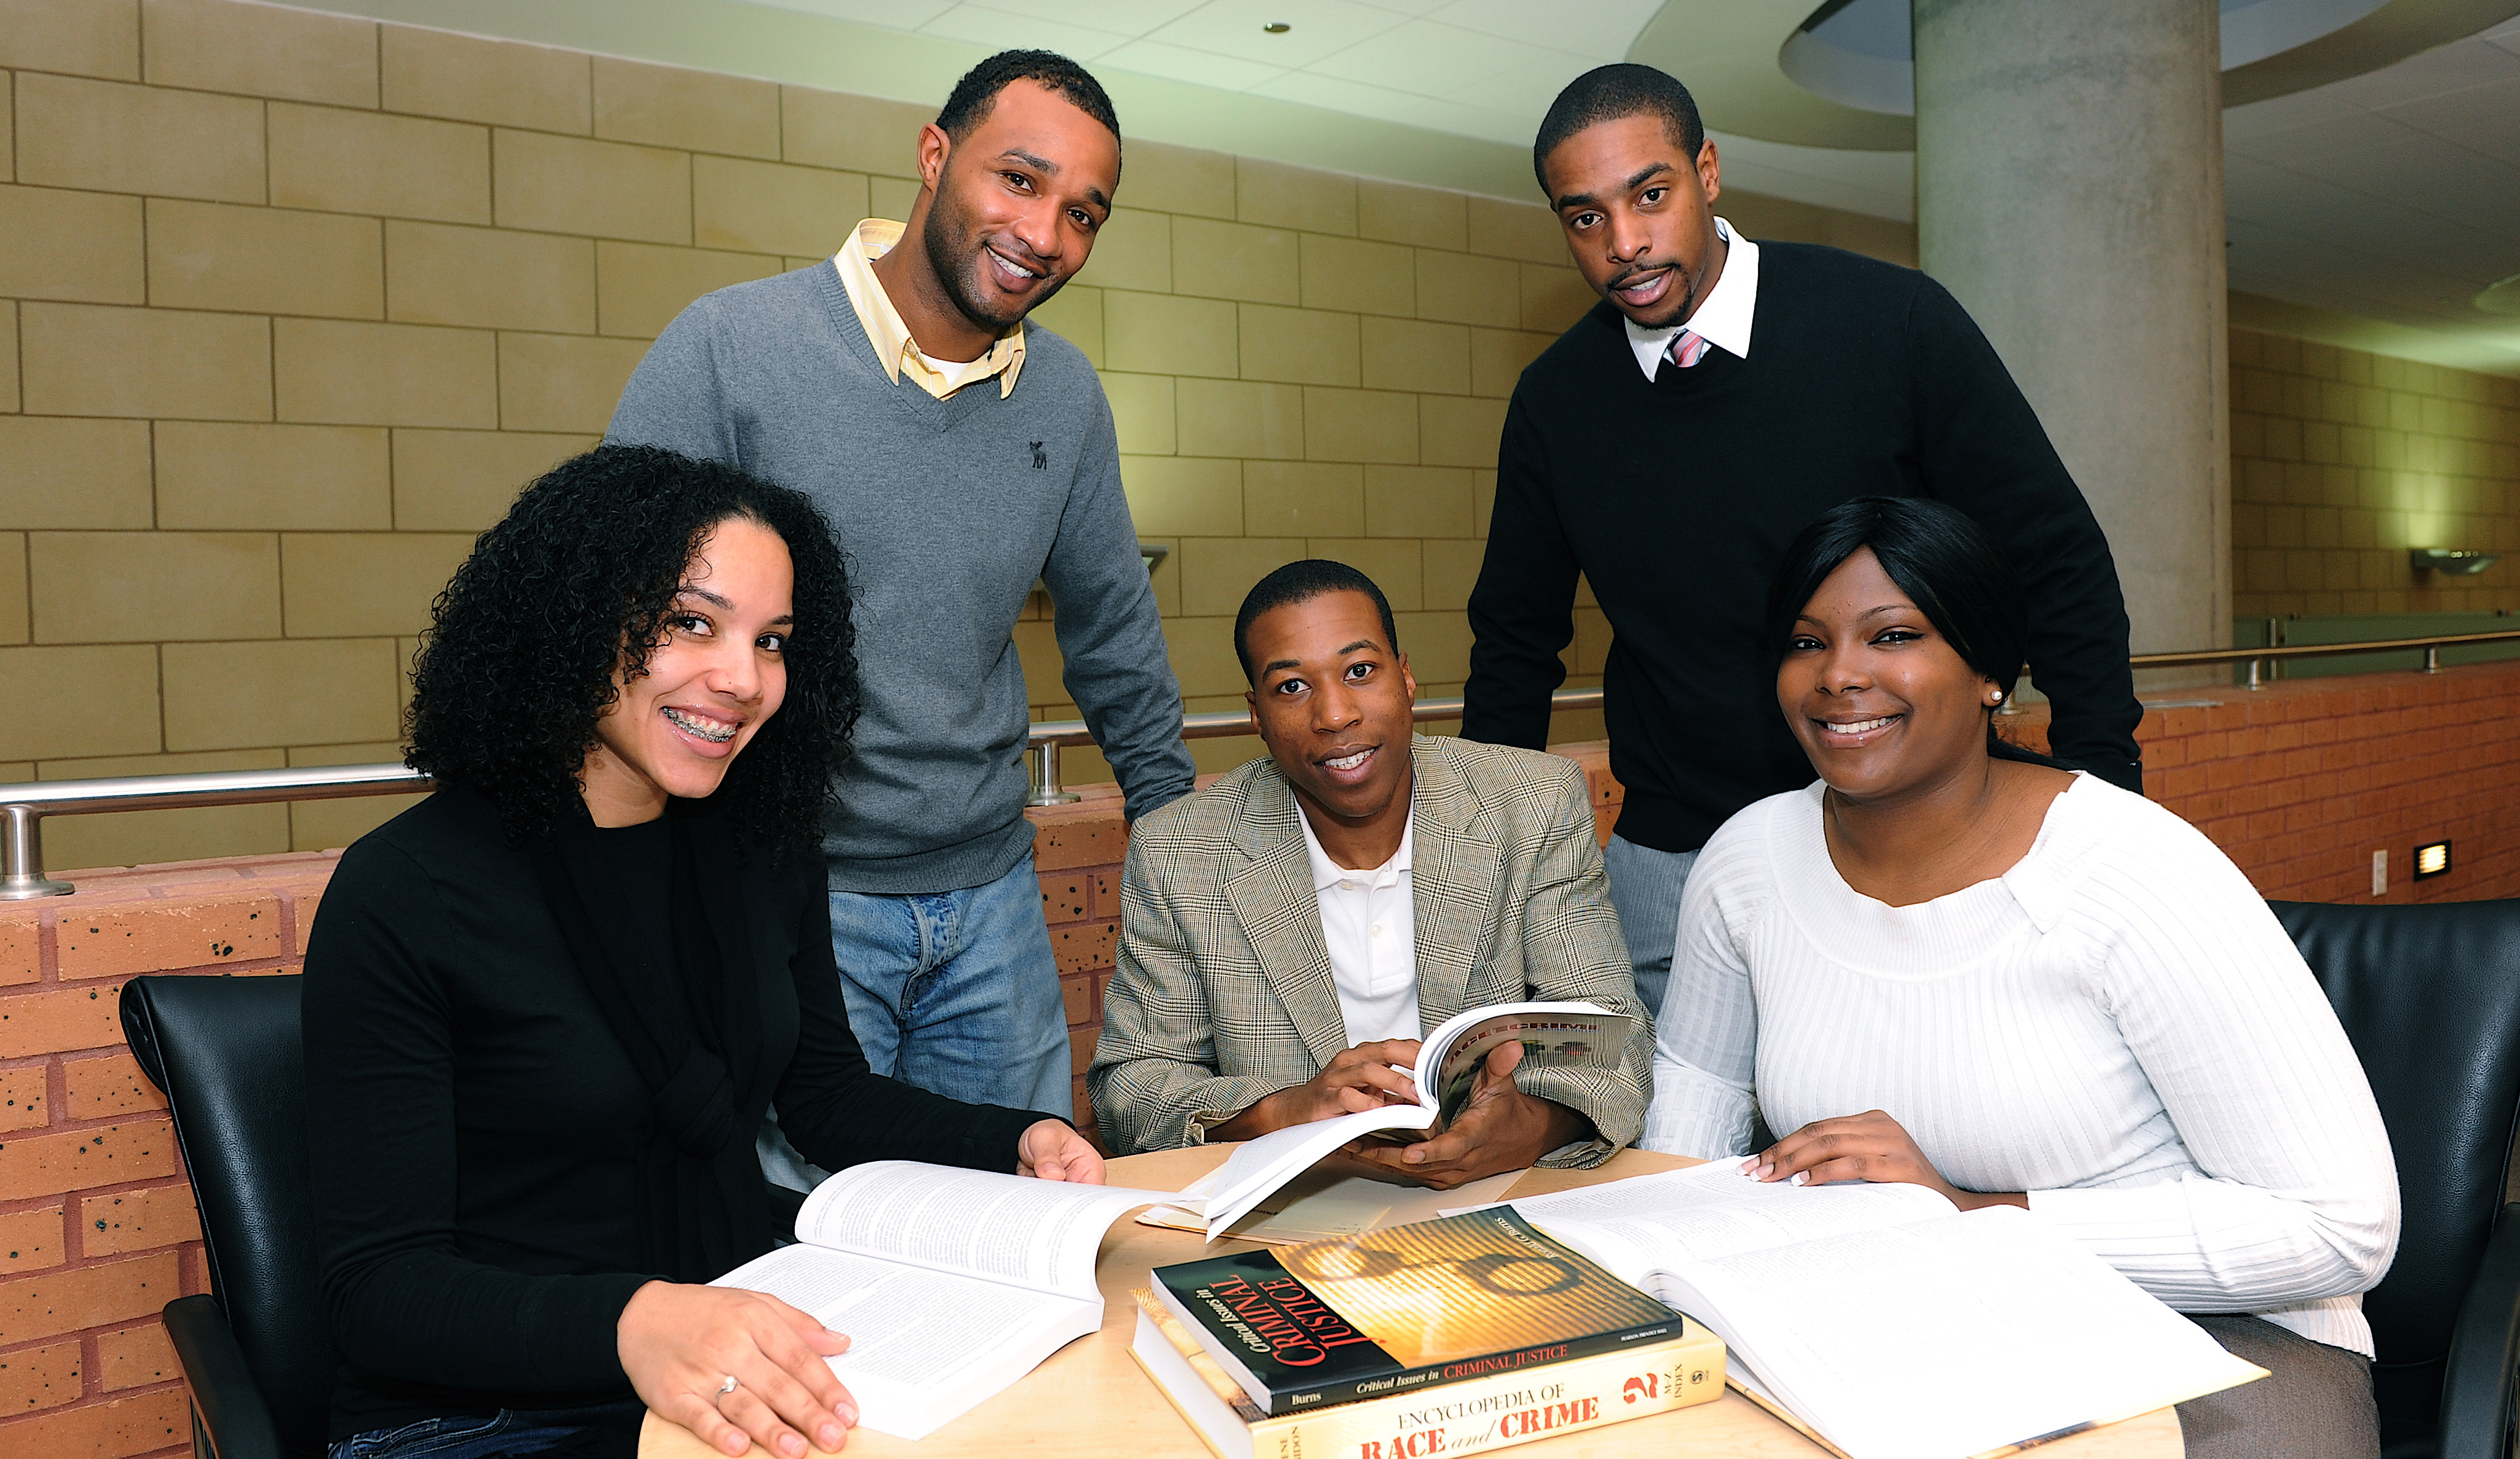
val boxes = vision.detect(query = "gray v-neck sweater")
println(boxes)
[608,263,1194,894]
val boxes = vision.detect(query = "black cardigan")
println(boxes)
[1462,242,2143,853]
[301,788,1044,1439]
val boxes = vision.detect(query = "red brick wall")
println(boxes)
[2,668,2511,1455]
[1999,660,2520,903]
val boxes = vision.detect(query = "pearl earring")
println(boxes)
[1988,690,2004,704]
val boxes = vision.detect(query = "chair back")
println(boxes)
[2273,899,2520,1443]
[123,974,333,1459]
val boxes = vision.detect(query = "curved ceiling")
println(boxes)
[1626,0,2518,148]
[1777,0,2394,116]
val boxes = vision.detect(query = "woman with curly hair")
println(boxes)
[302,445,1102,1459]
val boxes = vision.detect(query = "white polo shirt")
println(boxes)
[1623,216,1761,380]
[1297,809,1423,1046]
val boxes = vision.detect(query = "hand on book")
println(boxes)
[1341,1040,1591,1189]
[1745,1108,2028,1212]
[1017,1118,1108,1182]
[1209,1038,1425,1141]
[618,1280,858,1457]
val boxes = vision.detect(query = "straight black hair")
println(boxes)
[1764,496,2061,767]
[1234,560,1400,683]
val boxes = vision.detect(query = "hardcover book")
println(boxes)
[1150,1206,1687,1417]
[1130,1289,1723,1459]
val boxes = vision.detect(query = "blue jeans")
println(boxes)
[759,853,1074,1191]
[1601,833,1699,1019]
[328,1400,643,1459]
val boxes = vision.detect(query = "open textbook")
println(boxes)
[1194,1001,1637,1238]
[1503,1163,2265,1459]
[710,1162,1169,1440]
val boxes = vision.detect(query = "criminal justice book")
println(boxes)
[1150,1207,1688,1417]
[1130,1290,1723,1459]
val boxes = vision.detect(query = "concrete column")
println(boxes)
[1914,0,2229,659]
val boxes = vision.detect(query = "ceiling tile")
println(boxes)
[1424,0,1662,58]
[2222,87,2367,142]
[1150,0,1411,69]
[1249,68,1526,143]
[1446,57,1614,119]
[2377,75,2520,166]
[747,0,959,27]
[916,5,1137,60]
[1098,36,1290,89]
[2222,106,2432,164]
[1033,0,1212,29]
[1306,19,1544,97]
[2320,36,2520,109]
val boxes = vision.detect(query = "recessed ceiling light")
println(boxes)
[1263,22,1291,33]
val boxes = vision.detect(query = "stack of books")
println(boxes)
[1131,1206,1725,1459]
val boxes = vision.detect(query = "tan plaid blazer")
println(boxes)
[1087,734,1649,1166]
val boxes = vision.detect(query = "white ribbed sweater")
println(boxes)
[1641,774,2400,1356]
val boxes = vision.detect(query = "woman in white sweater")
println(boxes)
[1642,496,2398,1457]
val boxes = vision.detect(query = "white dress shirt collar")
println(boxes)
[1299,807,1413,891]
[1296,807,1421,1047]
[1623,216,1760,381]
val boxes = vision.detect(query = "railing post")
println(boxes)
[2246,657,2263,691]
[2425,645,2440,674]
[1025,742,1079,807]
[1,804,75,900]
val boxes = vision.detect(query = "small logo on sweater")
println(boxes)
[1028,440,1048,469]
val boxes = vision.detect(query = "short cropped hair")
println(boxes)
[1532,64,1705,193]
[407,444,859,854]
[936,49,1119,145]
[1234,560,1401,683]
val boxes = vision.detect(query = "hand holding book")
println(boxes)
[1337,1039,1594,1189]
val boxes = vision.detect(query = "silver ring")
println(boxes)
[717,1374,740,1397]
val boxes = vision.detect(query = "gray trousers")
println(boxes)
[2176,1314,2378,1458]
[1602,833,1699,1019]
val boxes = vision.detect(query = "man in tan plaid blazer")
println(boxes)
[1089,561,1649,1183]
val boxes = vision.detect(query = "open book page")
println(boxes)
[1422,1003,1635,1124]
[1198,1001,1628,1238]
[710,1243,1101,1440]
[1198,1104,1438,1238]
[1505,1160,1957,1281]
[1652,1207,2263,1459]
[1137,1165,1526,1243]
[794,1159,1171,1299]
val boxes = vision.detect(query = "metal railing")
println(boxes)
[2129,629,2520,689]
[7,626,2519,901]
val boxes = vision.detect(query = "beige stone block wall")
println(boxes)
[0,0,1929,866]
[2229,328,2520,619]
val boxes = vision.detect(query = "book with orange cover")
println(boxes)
[1129,1288,1723,1459]
[1150,1206,1689,1417]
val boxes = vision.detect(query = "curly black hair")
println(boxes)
[406,444,858,854]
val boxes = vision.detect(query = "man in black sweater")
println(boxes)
[1462,64,2142,1014]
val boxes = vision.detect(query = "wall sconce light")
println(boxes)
[2415,841,2452,880]
[2411,548,2501,576]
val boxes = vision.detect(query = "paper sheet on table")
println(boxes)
[1134,1165,1526,1244]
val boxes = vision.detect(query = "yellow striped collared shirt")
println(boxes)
[832,218,1026,401]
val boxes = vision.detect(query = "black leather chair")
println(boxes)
[123,972,331,1459]
[2276,899,2520,1459]
[126,969,809,1459]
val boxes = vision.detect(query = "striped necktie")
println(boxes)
[1665,329,1711,369]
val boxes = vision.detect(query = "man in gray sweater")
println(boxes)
[608,51,1195,1138]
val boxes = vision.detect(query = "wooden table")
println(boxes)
[642,1147,2183,1458]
